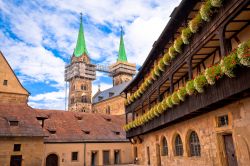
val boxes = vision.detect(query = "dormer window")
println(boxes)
[9,120,18,126]
[103,117,111,122]
[47,128,56,134]
[3,80,8,86]
[109,92,114,97]
[113,131,120,135]
[82,130,90,134]
[98,96,103,101]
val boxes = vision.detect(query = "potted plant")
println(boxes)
[186,80,196,95]
[220,51,238,77]
[181,27,193,44]
[169,46,178,59]
[166,96,173,108]
[163,53,171,65]
[200,1,213,22]
[189,13,203,33]
[237,40,250,67]
[205,64,223,85]
[194,74,208,93]
[177,86,187,101]
[211,0,223,7]
[174,37,184,53]
[158,58,166,72]
[171,92,180,105]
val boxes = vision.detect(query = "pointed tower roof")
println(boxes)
[117,27,128,62]
[74,13,88,57]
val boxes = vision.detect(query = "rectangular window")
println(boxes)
[3,80,8,86]
[71,152,78,161]
[9,121,19,126]
[13,144,21,151]
[109,92,114,97]
[103,150,110,165]
[114,150,120,164]
[218,115,229,127]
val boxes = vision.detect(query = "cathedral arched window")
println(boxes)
[189,131,201,156]
[161,137,168,156]
[174,134,183,156]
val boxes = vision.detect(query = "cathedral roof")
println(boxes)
[73,14,88,57]
[117,27,128,62]
[92,81,130,104]
[34,109,128,143]
[0,104,44,137]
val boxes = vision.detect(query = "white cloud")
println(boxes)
[0,0,181,110]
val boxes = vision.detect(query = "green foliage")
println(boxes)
[169,46,178,59]
[171,92,180,105]
[186,80,195,95]
[158,59,166,72]
[205,65,223,85]
[220,51,239,77]
[189,13,203,33]
[200,1,213,22]
[177,87,187,101]
[163,53,171,65]
[174,37,184,53]
[237,40,250,67]
[194,74,208,93]
[211,0,223,7]
[181,27,193,44]
[166,96,173,108]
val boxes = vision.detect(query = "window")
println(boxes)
[9,121,18,126]
[71,98,74,104]
[81,85,87,90]
[103,150,110,165]
[175,134,183,156]
[82,96,87,103]
[218,115,229,127]
[109,92,114,97]
[13,144,21,151]
[161,137,168,156]
[71,152,78,161]
[3,80,8,86]
[114,150,120,164]
[189,131,201,156]
[147,146,150,165]
[98,96,103,101]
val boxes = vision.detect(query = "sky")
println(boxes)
[0,0,181,110]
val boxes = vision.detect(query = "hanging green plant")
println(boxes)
[211,0,223,7]
[181,27,193,44]
[169,46,178,59]
[189,13,203,33]
[158,59,166,72]
[220,51,238,77]
[237,40,250,67]
[161,98,169,110]
[194,74,208,93]
[166,96,173,108]
[174,37,184,53]
[163,53,171,65]
[200,1,213,22]
[171,92,180,105]
[147,77,153,85]
[186,80,195,95]
[153,106,160,117]
[154,65,161,76]
[177,87,187,101]
[205,64,223,85]
[158,103,165,114]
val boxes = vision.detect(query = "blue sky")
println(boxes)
[0,0,181,110]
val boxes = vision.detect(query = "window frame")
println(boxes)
[189,131,201,157]
[71,151,78,161]
[174,134,183,156]
[161,137,168,156]
[13,144,21,152]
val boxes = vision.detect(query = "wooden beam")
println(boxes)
[188,58,193,80]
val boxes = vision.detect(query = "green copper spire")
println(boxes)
[117,27,128,62]
[74,13,88,57]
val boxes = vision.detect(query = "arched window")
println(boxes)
[161,137,168,156]
[189,131,201,156]
[175,134,183,156]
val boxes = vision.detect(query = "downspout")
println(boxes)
[84,142,86,166]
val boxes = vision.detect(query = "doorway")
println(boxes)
[10,155,22,166]
[103,150,110,165]
[46,154,58,166]
[156,144,161,166]
[223,134,238,166]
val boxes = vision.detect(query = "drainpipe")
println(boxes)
[84,143,86,166]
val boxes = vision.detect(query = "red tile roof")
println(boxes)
[34,109,128,143]
[0,104,44,137]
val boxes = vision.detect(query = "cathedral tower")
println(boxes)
[110,28,136,86]
[65,14,96,112]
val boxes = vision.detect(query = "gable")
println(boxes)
[0,51,29,95]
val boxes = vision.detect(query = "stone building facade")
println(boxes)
[123,0,250,165]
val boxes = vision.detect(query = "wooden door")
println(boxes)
[156,144,161,166]
[46,154,58,166]
[223,134,238,166]
[10,155,22,166]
